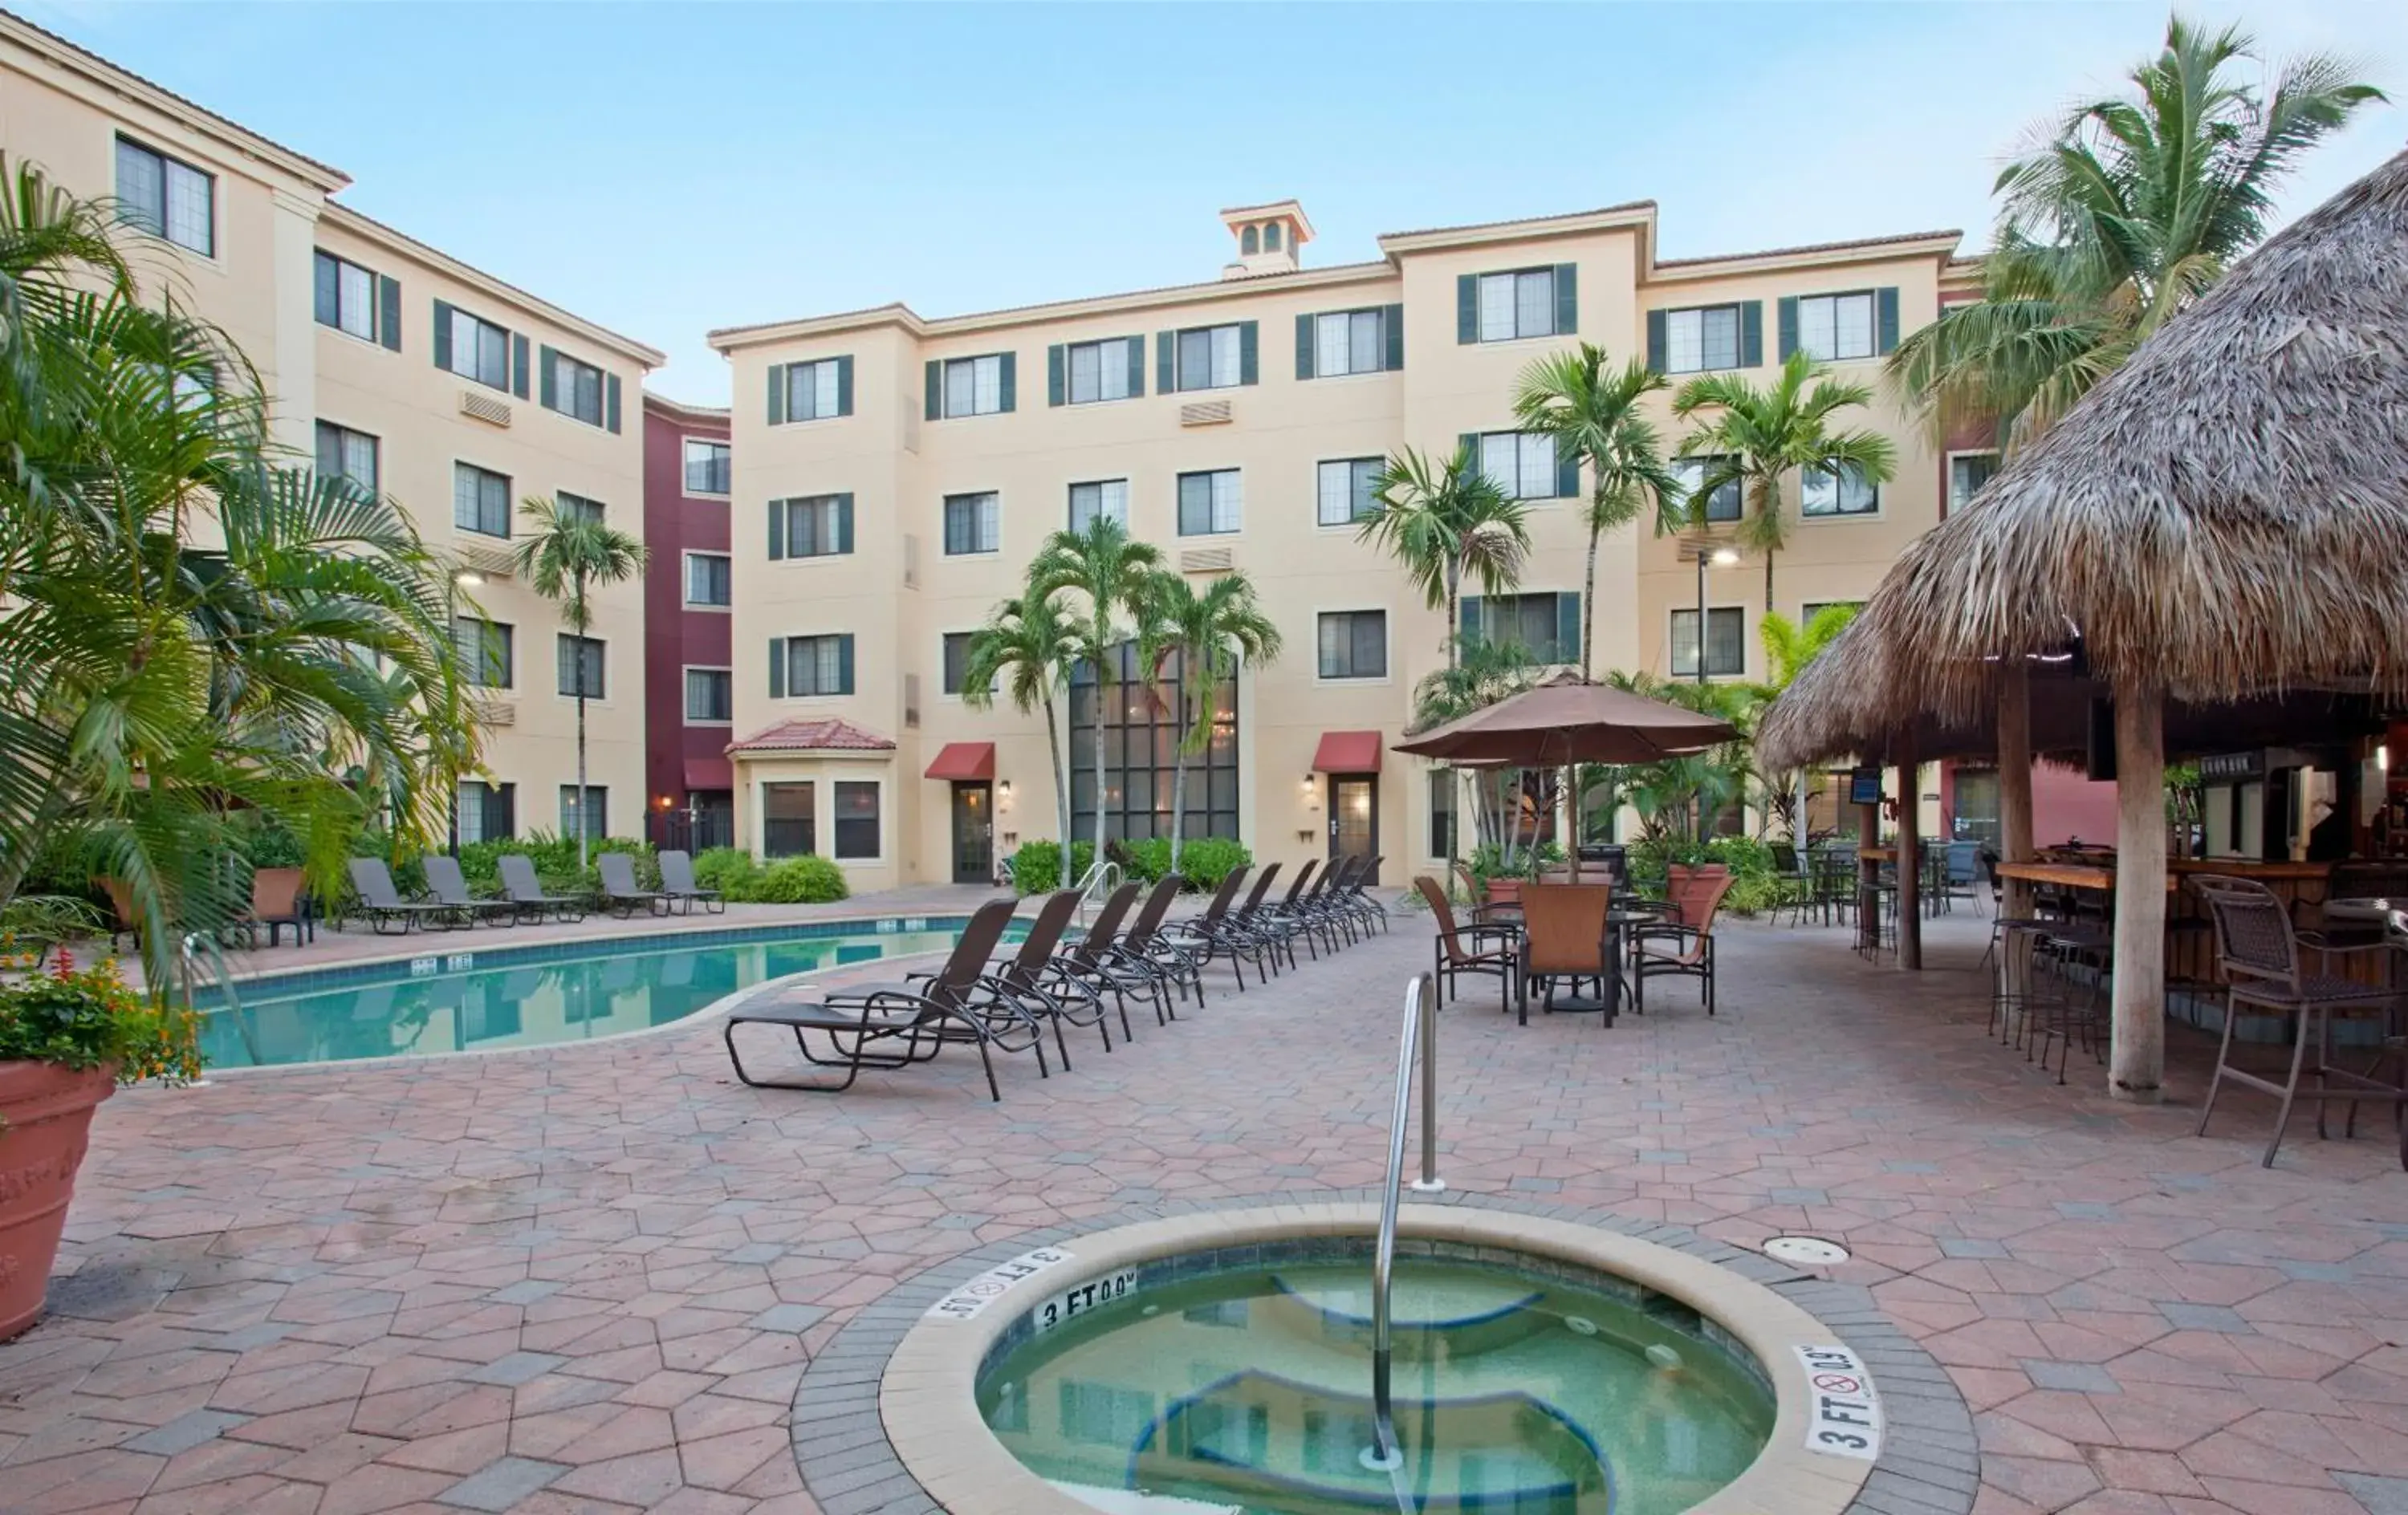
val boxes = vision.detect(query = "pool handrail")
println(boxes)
[1369,969,1443,1468]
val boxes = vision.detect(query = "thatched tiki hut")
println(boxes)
[1760,146,2408,1103]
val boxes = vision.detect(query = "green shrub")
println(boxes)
[690,847,759,895]
[1007,840,1093,896]
[1173,837,1251,892]
[742,855,848,904]
[1120,837,1173,884]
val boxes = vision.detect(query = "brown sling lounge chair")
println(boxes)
[1414,875,1519,1016]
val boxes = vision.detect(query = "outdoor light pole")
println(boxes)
[1686,543,1741,685]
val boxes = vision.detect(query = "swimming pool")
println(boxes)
[197,917,1006,1069]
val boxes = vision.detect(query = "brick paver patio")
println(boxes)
[8,903,2408,1513]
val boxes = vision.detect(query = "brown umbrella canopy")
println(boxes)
[1394,673,1737,766]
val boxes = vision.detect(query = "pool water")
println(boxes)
[978,1256,1775,1515]
[198,925,994,1068]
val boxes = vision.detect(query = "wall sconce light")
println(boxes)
[1302,774,1320,811]
[998,779,1015,813]
[2382,745,2392,772]
[454,569,485,587]
[655,794,674,810]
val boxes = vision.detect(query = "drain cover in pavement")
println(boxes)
[1763,1235,1850,1267]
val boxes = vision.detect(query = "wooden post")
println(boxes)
[1998,665,2035,923]
[2109,686,2166,1103]
[1897,735,1922,969]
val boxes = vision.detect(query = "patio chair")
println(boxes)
[1633,867,1735,1017]
[722,898,1035,1102]
[1413,875,1519,1015]
[345,858,454,935]
[421,856,517,929]
[597,852,669,918]
[2194,875,2408,1169]
[966,888,1096,1069]
[498,854,588,924]
[1160,867,1254,993]
[1255,858,1322,965]
[1048,880,1143,1042]
[1518,882,1613,1026]
[1340,855,1389,936]
[234,866,312,948]
[1100,875,1201,1020]
[1450,859,1515,928]
[1178,863,1283,987]
[657,850,726,915]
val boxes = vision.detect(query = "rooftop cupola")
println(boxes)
[1220,201,1313,279]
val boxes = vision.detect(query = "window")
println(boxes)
[1466,592,1577,664]
[1317,611,1387,680]
[1670,457,1742,523]
[559,786,607,843]
[685,552,731,607]
[116,137,213,255]
[556,634,606,699]
[1950,452,1999,513]
[313,251,379,342]
[1177,469,1242,536]
[772,494,850,558]
[1951,768,2003,847]
[315,421,378,495]
[777,635,853,697]
[783,358,845,421]
[1429,770,1457,860]
[1796,292,1877,362]
[1263,222,1282,252]
[445,307,512,390]
[683,439,731,495]
[1801,463,1880,517]
[453,617,513,688]
[453,462,510,538]
[1670,607,1746,677]
[1475,267,1560,342]
[1068,479,1128,531]
[1478,431,1568,500]
[1316,458,1381,527]
[1175,323,1246,391]
[1069,644,1239,843]
[942,632,990,697]
[943,492,1001,554]
[685,668,732,723]
[1663,305,1742,374]
[455,782,515,845]
[557,491,604,525]
[941,354,1006,417]
[763,782,816,857]
[545,349,604,426]
[1313,308,1389,377]
[834,782,881,860]
[1241,225,1259,256]
[1065,337,1136,404]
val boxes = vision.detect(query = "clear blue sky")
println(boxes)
[28,2,2403,405]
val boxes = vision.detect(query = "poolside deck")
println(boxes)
[9,905,2408,1513]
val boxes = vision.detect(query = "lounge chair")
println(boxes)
[1255,859,1322,965]
[235,866,312,948]
[722,898,1035,1102]
[1169,864,1279,991]
[498,854,588,924]
[422,856,517,928]
[1093,875,1198,1023]
[1414,875,1519,1014]
[345,858,454,935]
[1519,881,1613,1026]
[597,852,669,918]
[1046,882,1143,1042]
[1158,867,1250,994]
[962,889,1093,1069]
[1633,867,1735,1017]
[657,850,725,915]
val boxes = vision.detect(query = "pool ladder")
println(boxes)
[1072,858,1123,924]
[1368,971,1444,1472]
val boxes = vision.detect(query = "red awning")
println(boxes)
[683,756,734,790]
[924,741,997,782]
[1311,730,1384,774]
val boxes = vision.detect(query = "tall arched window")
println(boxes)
[1264,222,1283,252]
[1241,225,1259,255]
[1068,644,1240,843]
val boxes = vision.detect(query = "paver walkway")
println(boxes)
[7,906,2408,1513]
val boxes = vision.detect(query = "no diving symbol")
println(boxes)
[1812,1371,1863,1395]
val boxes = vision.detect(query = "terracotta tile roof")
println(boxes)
[726,717,897,755]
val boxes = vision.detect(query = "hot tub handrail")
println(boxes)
[1370,969,1443,1468]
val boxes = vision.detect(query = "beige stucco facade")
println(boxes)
[712,205,1965,887]
[2,14,665,847]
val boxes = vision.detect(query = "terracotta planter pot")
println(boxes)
[0,1063,115,1341]
[1485,879,1523,908]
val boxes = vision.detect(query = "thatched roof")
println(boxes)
[1761,146,2408,770]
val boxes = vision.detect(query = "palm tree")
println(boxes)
[1357,443,1531,671]
[1141,571,1282,872]
[1889,18,2382,449]
[1671,352,1897,612]
[511,498,647,871]
[961,591,1080,887]
[1511,346,1685,678]
[1029,516,1166,859]
[1754,603,1861,842]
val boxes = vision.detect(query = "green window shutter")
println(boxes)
[538,345,559,409]
[432,299,453,370]
[1741,302,1764,367]
[836,355,854,416]
[1238,322,1259,386]
[1295,314,1315,380]
[1552,263,1578,335]
[376,275,401,351]
[1459,596,1481,644]
[1126,335,1145,397]
[837,635,856,695]
[1383,303,1404,371]
[1457,432,1478,471]
[835,493,855,554]
[1047,343,1066,406]
[1456,274,1477,343]
[1555,594,1581,664]
[767,499,786,560]
[510,334,531,399]
[768,639,787,699]
[1876,286,1901,354]
[605,374,621,434]
[998,351,1017,412]
[1645,310,1667,372]
[924,360,941,420]
[1556,437,1580,500]
[315,252,339,327]
[767,364,787,425]
[1157,331,1174,393]
[1776,297,1800,361]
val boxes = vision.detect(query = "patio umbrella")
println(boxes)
[1393,672,1738,766]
